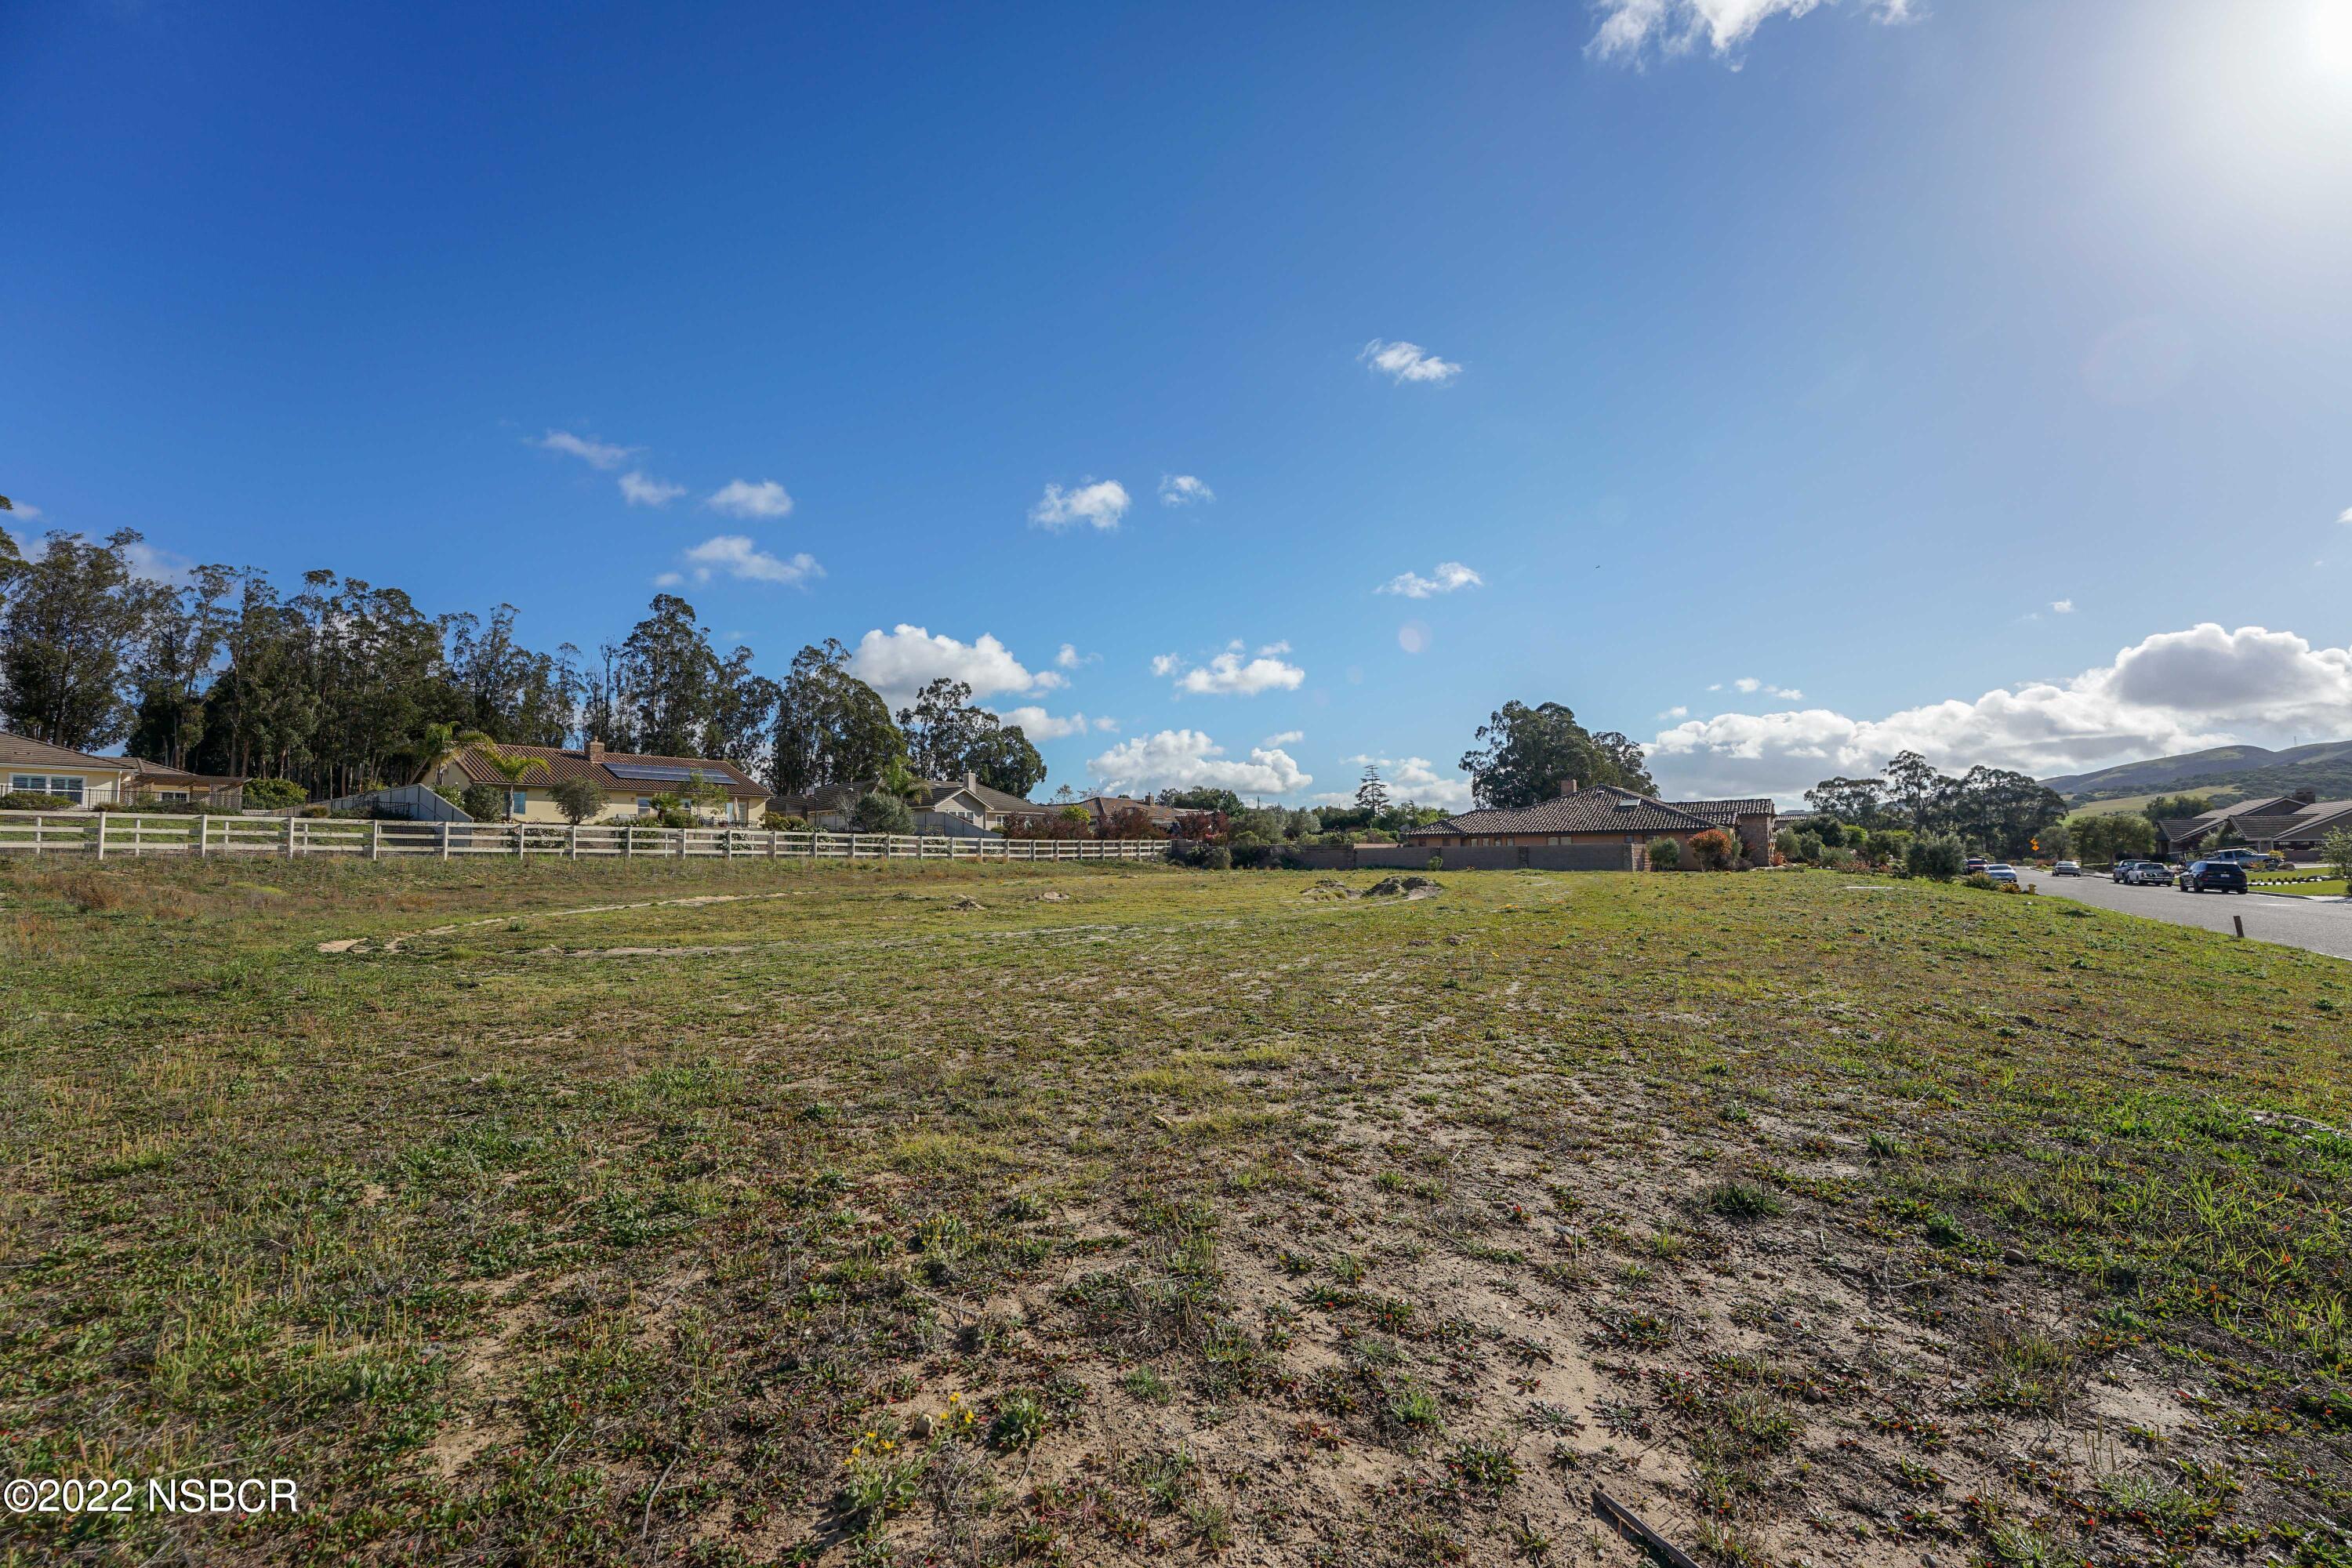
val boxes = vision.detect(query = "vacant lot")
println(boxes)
[2,860,2348,1568]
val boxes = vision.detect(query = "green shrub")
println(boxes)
[243,778,307,810]
[1646,836,1682,870]
[1907,832,1965,880]
[550,775,602,825]
[0,791,77,811]
[849,791,914,835]
[459,782,507,822]
[1793,831,1824,863]
[764,810,811,832]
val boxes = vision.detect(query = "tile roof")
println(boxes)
[448,743,768,800]
[776,776,1041,814]
[1667,797,1777,826]
[1405,785,1719,837]
[124,757,248,786]
[0,731,133,771]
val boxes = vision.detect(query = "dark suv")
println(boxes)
[2178,860,2249,894]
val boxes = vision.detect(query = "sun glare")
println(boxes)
[2314,2,2352,78]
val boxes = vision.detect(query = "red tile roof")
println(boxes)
[447,743,768,800]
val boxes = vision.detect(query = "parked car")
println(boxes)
[2111,860,2143,883]
[1984,863,2018,884]
[2177,859,2249,894]
[2207,848,2285,870]
[1964,857,1989,875]
[2053,860,2081,877]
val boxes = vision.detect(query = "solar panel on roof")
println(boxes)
[605,764,702,782]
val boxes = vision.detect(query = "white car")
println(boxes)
[2053,860,2081,877]
[1985,863,2019,884]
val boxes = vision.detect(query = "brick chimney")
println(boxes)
[587,739,605,763]
[1558,777,1579,798]
[2294,787,2318,804]
[964,769,978,790]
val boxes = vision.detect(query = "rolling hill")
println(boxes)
[2044,739,2352,804]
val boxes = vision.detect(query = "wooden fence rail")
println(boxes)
[0,811,1169,865]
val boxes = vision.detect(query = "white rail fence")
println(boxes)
[0,811,1168,865]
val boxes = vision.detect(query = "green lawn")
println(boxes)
[2,858,2348,1566]
[2252,878,2350,898]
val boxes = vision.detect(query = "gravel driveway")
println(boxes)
[2028,873,2352,961]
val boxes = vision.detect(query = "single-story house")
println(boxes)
[1402,781,1777,863]
[2,731,139,807]
[426,739,769,824]
[1661,796,1779,863]
[774,772,1039,834]
[1069,794,1212,835]
[2160,790,2352,862]
[123,757,248,811]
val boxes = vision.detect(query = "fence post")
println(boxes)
[726,828,735,860]
[285,818,297,859]
[371,820,382,861]
[440,821,451,860]
[623,822,633,858]
[569,823,579,860]
[94,811,107,861]
[199,815,210,859]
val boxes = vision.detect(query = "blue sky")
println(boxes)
[5,0,2350,806]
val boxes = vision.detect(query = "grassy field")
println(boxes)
[3,858,2349,1568]
[2067,792,2248,818]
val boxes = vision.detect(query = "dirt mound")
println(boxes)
[1365,875,1443,899]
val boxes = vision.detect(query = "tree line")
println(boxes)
[1803,751,2067,859]
[0,528,1044,800]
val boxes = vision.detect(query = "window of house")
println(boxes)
[637,797,652,812]
[511,789,528,815]
[159,790,189,803]
[11,774,85,803]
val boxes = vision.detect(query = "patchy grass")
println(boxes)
[2,857,2350,1566]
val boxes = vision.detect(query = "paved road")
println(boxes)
[2028,873,2352,961]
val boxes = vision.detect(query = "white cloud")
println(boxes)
[2337,507,2351,525]
[1029,478,1131,532]
[1159,474,1215,507]
[619,470,688,508]
[1160,642,1308,696]
[1313,753,1472,811]
[1588,0,1915,64]
[5,501,41,521]
[1088,729,1312,798]
[848,624,1065,706]
[1378,561,1483,598]
[706,479,794,520]
[125,540,194,585]
[1263,730,1305,746]
[1729,677,1803,700]
[1647,622,2352,802]
[652,571,684,588]
[993,705,1098,741]
[1359,339,1462,385]
[1659,706,1689,720]
[1054,642,1096,670]
[673,535,821,588]
[2051,598,2075,614]
[535,430,637,469]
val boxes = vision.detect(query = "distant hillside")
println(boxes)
[2044,740,2352,805]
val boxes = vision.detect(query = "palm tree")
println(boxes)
[877,755,926,805]
[410,722,495,785]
